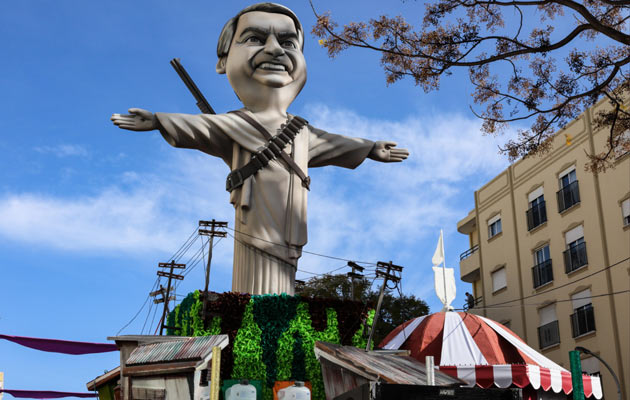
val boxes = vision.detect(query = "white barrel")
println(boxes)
[277,382,310,400]
[225,380,257,400]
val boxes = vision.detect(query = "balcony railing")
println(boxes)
[571,304,596,337]
[532,259,553,288]
[564,241,588,273]
[526,201,547,230]
[538,320,560,348]
[557,180,580,212]
[460,244,479,261]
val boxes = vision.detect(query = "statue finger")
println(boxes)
[382,141,398,149]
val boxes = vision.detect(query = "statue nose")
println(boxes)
[264,36,284,56]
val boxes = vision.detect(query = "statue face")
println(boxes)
[224,11,307,106]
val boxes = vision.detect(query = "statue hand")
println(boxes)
[368,141,409,162]
[110,108,157,131]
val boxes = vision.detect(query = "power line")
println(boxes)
[116,277,159,335]
[225,227,377,265]
[468,289,630,311]
[296,263,348,277]
[170,225,200,261]
[483,256,630,309]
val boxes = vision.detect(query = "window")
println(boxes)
[564,225,587,273]
[492,267,507,292]
[557,166,580,212]
[488,214,502,239]
[538,304,560,348]
[526,187,547,230]
[571,289,595,337]
[532,245,553,288]
[622,198,630,227]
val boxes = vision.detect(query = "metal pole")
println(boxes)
[366,277,387,351]
[425,356,435,386]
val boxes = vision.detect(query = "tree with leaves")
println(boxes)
[296,274,429,346]
[312,0,630,171]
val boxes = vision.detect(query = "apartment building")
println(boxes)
[456,98,629,399]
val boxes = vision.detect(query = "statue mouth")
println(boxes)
[255,61,289,73]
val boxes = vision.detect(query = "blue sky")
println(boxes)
[0,0,514,393]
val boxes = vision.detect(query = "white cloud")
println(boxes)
[34,144,90,158]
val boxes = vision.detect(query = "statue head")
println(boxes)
[215,3,307,111]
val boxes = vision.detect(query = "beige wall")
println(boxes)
[457,98,629,399]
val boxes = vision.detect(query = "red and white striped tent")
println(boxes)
[379,312,602,399]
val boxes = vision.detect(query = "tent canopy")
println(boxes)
[379,312,602,399]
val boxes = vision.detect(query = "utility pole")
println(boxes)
[347,261,364,301]
[198,220,227,317]
[366,261,402,351]
[150,285,175,305]
[156,260,185,336]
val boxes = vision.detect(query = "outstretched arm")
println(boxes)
[110,108,157,131]
[368,141,409,162]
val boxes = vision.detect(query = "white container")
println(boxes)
[277,381,310,400]
[225,380,257,400]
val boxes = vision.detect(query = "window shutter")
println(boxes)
[559,165,576,180]
[528,186,544,202]
[492,268,507,291]
[488,214,501,226]
[622,199,630,218]
[565,225,584,245]
[571,288,592,309]
[538,304,557,326]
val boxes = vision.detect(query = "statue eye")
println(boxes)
[282,40,297,49]
[245,36,263,44]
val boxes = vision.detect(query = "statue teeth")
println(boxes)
[259,63,286,71]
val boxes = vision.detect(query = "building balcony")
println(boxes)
[532,259,553,288]
[571,304,596,338]
[526,201,547,231]
[557,181,580,213]
[564,242,588,273]
[459,245,480,283]
[538,320,560,349]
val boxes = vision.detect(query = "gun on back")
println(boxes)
[170,58,216,115]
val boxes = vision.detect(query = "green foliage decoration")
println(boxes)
[253,294,299,387]
[231,299,266,382]
[352,309,375,350]
[167,292,376,400]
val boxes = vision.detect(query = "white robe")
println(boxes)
[156,109,374,295]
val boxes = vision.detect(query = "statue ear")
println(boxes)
[216,57,227,74]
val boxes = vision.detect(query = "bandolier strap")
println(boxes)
[225,110,310,192]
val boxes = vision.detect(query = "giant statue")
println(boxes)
[111,3,409,295]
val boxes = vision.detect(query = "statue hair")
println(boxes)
[217,3,304,58]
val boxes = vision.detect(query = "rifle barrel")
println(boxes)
[170,58,216,114]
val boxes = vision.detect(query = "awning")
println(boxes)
[437,364,602,399]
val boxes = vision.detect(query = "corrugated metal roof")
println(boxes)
[314,341,464,386]
[126,335,228,365]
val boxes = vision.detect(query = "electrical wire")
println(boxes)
[116,277,159,335]
[467,289,630,311]
[482,256,630,309]
[169,225,200,262]
[296,263,348,277]
[116,223,202,335]
[225,226,377,265]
